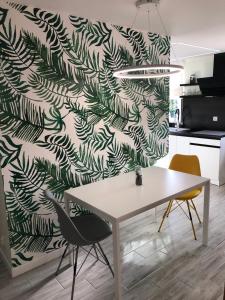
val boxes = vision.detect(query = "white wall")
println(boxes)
[169,64,184,123]
[183,54,214,82]
[169,68,184,99]
[0,167,11,273]
[169,53,214,98]
[169,53,214,124]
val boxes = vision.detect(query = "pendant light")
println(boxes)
[113,0,183,79]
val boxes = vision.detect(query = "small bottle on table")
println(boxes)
[135,166,142,186]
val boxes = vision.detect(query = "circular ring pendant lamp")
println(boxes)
[113,0,184,79]
[113,64,184,79]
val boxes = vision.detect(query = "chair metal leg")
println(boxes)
[72,246,75,266]
[97,242,114,277]
[191,199,202,224]
[176,200,190,220]
[186,201,197,240]
[223,283,225,300]
[166,200,173,217]
[93,244,99,261]
[55,244,69,276]
[76,245,94,277]
[158,201,172,232]
[71,246,79,300]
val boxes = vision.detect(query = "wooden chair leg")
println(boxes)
[158,201,173,232]
[186,201,197,240]
[190,199,202,224]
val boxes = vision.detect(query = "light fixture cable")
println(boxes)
[130,6,140,29]
[113,0,184,79]
[155,3,180,64]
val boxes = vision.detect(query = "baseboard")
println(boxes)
[0,247,12,276]
[211,179,219,186]
[11,247,65,278]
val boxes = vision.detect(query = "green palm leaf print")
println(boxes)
[0,20,34,70]
[70,16,112,46]
[11,154,45,194]
[35,158,81,196]
[0,135,22,168]
[84,80,131,130]
[0,3,169,267]
[8,213,59,252]
[0,59,29,102]
[11,252,33,268]
[115,26,148,64]
[6,187,40,221]
[148,33,170,56]
[0,97,45,142]
[23,8,70,56]
[28,73,68,109]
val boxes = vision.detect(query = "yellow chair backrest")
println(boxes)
[169,154,201,177]
[169,154,202,196]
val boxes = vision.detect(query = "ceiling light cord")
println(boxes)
[112,0,184,79]
[155,4,179,64]
[130,6,140,29]
[147,9,151,34]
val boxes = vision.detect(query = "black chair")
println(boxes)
[44,190,114,300]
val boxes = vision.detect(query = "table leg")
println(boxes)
[112,221,122,300]
[154,207,157,223]
[64,194,73,265]
[202,181,210,246]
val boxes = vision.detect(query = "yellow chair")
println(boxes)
[158,154,202,240]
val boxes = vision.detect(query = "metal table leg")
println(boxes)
[112,221,122,300]
[202,181,210,246]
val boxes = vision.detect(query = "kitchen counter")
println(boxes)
[156,128,225,185]
[169,128,225,140]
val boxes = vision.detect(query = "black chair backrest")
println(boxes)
[44,190,89,246]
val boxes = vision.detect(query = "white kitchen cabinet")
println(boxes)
[189,137,224,186]
[155,135,190,168]
[169,135,177,156]
[177,136,190,155]
[155,135,225,186]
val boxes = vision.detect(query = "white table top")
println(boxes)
[65,167,209,222]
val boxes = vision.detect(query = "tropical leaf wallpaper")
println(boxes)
[0,1,169,272]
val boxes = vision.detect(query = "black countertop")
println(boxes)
[169,128,225,140]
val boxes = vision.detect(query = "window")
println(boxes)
[169,97,182,124]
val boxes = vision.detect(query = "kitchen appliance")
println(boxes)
[198,52,225,96]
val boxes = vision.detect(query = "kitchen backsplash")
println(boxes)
[183,96,225,130]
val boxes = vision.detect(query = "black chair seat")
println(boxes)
[71,214,112,244]
[44,190,114,299]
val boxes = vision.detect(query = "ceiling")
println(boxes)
[9,0,225,61]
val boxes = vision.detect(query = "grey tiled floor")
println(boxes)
[1,184,225,300]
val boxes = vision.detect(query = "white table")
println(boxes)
[64,167,210,300]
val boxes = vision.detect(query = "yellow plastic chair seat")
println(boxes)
[176,189,201,201]
[158,154,202,240]
[169,154,202,201]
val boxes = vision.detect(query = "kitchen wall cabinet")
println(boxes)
[155,135,225,186]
